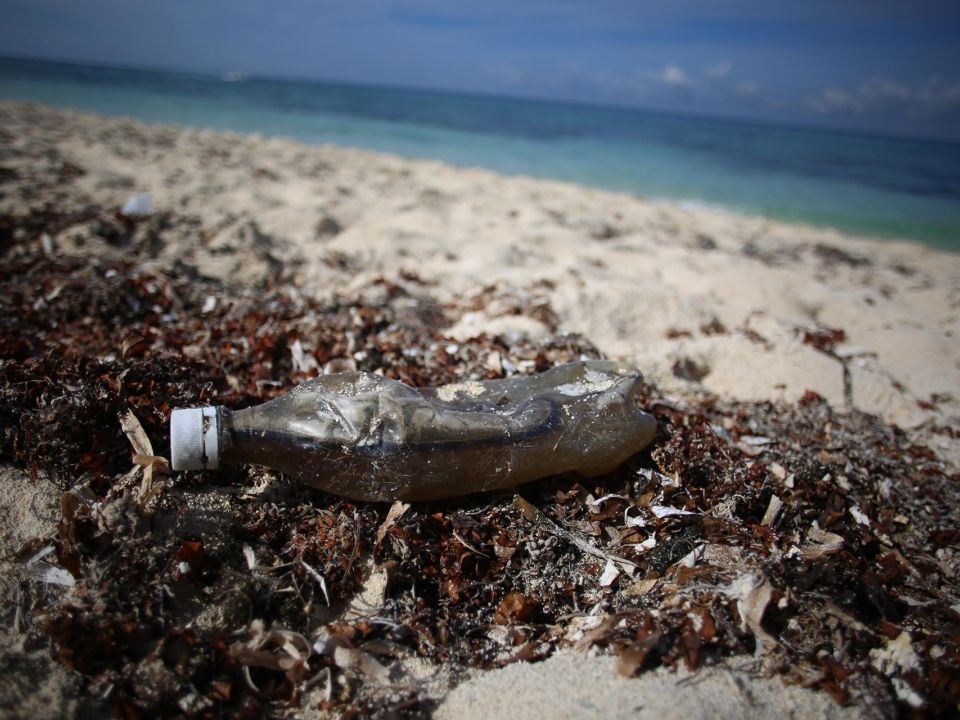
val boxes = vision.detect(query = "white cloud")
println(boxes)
[914,80,960,112]
[734,81,760,98]
[860,78,912,103]
[809,77,960,117]
[704,61,732,79]
[648,64,690,87]
[809,88,855,113]
[485,63,526,86]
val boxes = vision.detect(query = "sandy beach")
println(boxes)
[1,101,958,717]
[6,102,959,431]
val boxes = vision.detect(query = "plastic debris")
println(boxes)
[650,505,695,518]
[22,545,74,587]
[169,360,657,501]
[120,192,153,217]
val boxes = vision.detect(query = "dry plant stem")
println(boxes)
[514,495,638,570]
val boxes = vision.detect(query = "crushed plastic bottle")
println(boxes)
[170,360,656,501]
[120,192,153,218]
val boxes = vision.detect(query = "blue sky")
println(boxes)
[1,0,959,138]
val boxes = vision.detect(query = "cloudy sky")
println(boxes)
[1,0,959,139]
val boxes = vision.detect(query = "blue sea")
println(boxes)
[1,56,959,250]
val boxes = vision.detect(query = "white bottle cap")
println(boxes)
[170,406,220,471]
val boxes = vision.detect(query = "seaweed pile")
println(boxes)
[2,205,959,719]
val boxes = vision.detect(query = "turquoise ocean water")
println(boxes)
[1,57,958,250]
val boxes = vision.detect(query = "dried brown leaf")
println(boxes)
[376,500,410,546]
[493,592,537,625]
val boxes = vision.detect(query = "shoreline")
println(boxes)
[1,78,956,249]
[1,99,952,257]
[15,99,959,254]
[7,53,960,149]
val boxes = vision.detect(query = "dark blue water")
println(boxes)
[2,56,959,249]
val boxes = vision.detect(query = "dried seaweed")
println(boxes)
[2,204,958,719]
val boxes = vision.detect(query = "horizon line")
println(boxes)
[1,51,958,147]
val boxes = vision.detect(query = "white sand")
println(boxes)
[436,652,859,720]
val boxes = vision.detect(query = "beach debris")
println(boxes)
[119,408,168,505]
[485,350,503,375]
[311,627,392,685]
[243,544,257,571]
[635,534,658,552]
[694,232,717,250]
[333,646,391,683]
[120,192,153,217]
[315,215,343,238]
[514,495,638,571]
[230,621,313,684]
[623,508,647,528]
[375,500,410,545]
[300,560,331,606]
[768,462,787,480]
[813,243,869,268]
[22,545,75,587]
[800,523,844,560]
[672,356,710,382]
[677,542,706,567]
[870,632,925,708]
[700,317,727,335]
[598,560,621,587]
[169,360,657,501]
[40,231,55,256]
[637,467,681,488]
[616,628,663,677]
[801,325,846,354]
[289,338,318,373]
[760,494,782,526]
[650,504,695,518]
[727,574,777,656]
[120,407,153,457]
[494,592,538,625]
[848,505,871,526]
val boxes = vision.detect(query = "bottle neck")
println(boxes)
[215,406,289,467]
[170,406,222,471]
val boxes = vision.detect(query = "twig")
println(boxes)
[452,530,491,558]
[514,496,638,570]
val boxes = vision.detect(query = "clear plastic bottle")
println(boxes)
[170,360,656,501]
